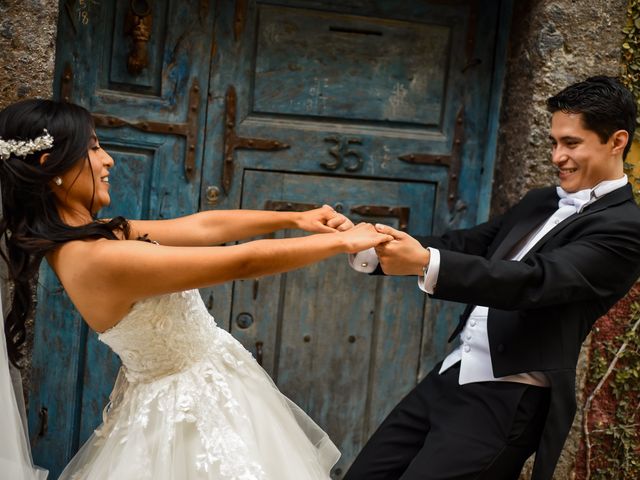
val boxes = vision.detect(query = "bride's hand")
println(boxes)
[337,223,394,253]
[296,205,354,233]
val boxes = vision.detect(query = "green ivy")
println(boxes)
[586,301,640,479]
[621,1,640,109]
[599,4,640,469]
[621,0,640,204]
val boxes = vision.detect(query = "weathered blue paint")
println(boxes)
[253,5,450,125]
[31,1,512,478]
[476,0,516,223]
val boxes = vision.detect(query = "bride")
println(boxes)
[0,99,393,479]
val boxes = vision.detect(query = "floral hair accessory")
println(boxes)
[0,129,54,161]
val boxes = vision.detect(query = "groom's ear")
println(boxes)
[610,129,629,157]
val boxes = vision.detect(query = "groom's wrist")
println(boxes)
[420,247,439,293]
[415,248,430,276]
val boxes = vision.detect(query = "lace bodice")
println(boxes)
[99,290,246,383]
[62,289,339,480]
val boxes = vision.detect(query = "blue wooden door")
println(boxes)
[199,1,508,477]
[29,0,511,477]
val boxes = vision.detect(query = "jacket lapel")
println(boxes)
[490,190,558,260]
[450,189,557,342]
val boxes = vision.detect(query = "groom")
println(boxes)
[345,76,640,480]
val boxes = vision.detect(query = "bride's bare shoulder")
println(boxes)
[47,239,136,332]
[49,237,113,267]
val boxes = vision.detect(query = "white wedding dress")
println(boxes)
[59,289,340,479]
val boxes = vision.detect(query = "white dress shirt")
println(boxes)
[349,175,628,386]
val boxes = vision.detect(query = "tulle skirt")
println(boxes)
[59,347,339,479]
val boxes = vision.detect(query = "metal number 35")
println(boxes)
[321,136,365,172]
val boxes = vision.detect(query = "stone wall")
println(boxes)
[494,1,629,478]
[0,0,59,403]
[0,0,58,109]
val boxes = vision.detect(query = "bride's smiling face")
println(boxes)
[54,133,115,220]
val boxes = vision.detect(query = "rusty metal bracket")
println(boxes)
[350,205,410,231]
[222,85,290,193]
[92,79,201,181]
[264,201,409,230]
[398,106,464,211]
[264,200,321,212]
[60,63,73,102]
[125,0,153,75]
[234,0,248,41]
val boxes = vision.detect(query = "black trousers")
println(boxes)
[345,362,550,480]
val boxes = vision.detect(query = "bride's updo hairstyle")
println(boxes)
[0,99,130,367]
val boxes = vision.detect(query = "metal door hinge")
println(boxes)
[60,63,200,181]
[59,66,201,181]
[350,205,410,231]
[398,106,464,211]
[222,85,290,193]
[264,200,321,212]
[93,80,202,181]
[60,63,73,102]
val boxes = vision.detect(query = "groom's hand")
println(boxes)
[374,224,430,276]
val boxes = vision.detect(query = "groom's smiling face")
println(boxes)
[549,111,625,193]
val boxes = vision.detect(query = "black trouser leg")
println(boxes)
[344,364,443,480]
[344,363,550,480]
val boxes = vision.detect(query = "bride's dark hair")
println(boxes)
[0,99,129,367]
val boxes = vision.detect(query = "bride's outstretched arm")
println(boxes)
[47,223,391,333]
[124,205,353,246]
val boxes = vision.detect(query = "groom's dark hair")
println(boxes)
[546,76,637,159]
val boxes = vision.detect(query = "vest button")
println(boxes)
[497,344,505,353]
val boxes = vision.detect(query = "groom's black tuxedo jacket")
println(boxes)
[416,183,640,480]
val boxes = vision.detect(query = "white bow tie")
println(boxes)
[556,187,593,213]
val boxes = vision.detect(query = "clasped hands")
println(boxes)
[298,205,429,276]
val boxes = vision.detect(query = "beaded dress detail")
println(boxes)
[59,289,339,479]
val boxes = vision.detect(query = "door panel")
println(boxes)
[253,5,451,125]
[234,170,434,474]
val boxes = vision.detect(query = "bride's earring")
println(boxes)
[54,176,62,186]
